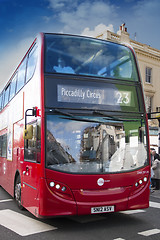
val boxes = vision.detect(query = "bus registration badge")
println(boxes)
[91,206,115,214]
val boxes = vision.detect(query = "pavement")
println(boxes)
[150,188,160,199]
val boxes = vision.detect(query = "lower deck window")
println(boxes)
[24,120,41,162]
[0,134,7,158]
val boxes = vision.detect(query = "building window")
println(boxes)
[145,95,152,113]
[145,67,152,83]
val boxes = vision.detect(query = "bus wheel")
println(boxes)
[14,176,24,210]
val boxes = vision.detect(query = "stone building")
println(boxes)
[97,23,160,149]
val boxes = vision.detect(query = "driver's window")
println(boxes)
[24,120,41,162]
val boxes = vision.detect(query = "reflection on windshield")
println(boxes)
[46,114,148,173]
[45,34,138,81]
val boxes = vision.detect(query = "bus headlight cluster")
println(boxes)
[130,176,149,196]
[135,177,148,187]
[47,179,74,201]
[49,181,66,191]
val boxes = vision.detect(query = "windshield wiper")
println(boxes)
[54,109,104,123]
[54,109,74,117]
[93,110,143,122]
[51,109,141,123]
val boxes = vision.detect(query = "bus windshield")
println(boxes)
[46,113,148,174]
[45,34,138,81]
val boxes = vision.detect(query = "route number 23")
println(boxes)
[115,91,131,105]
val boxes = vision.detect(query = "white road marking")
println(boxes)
[120,201,160,215]
[150,201,160,209]
[1,197,160,237]
[120,209,145,214]
[69,201,160,224]
[0,209,57,236]
[113,238,125,240]
[0,199,13,203]
[138,229,160,236]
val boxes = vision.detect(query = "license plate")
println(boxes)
[91,205,114,214]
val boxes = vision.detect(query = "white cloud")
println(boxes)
[127,0,160,48]
[46,0,160,50]
[1,0,160,92]
[134,0,160,16]
[81,23,114,37]
[48,0,78,11]
[42,16,51,23]
[48,0,118,35]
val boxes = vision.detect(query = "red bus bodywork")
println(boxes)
[0,33,150,218]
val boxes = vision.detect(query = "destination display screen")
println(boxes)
[58,84,133,107]
[44,77,142,112]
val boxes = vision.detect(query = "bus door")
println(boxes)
[22,120,41,209]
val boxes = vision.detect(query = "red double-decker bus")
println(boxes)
[0,33,150,218]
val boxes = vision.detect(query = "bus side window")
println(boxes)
[0,134,7,158]
[0,94,2,111]
[4,84,11,107]
[1,91,5,109]
[16,57,27,93]
[24,120,41,163]
[0,135,2,156]
[26,44,38,83]
[9,73,17,101]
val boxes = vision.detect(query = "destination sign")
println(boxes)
[57,85,133,107]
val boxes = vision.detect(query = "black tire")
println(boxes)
[14,175,24,210]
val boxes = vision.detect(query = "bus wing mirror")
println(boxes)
[24,107,40,137]
[23,125,33,139]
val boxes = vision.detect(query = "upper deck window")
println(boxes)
[16,57,27,93]
[26,44,38,82]
[9,73,17,101]
[0,94,2,111]
[4,84,10,107]
[45,34,138,81]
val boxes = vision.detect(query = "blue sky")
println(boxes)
[0,0,160,91]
